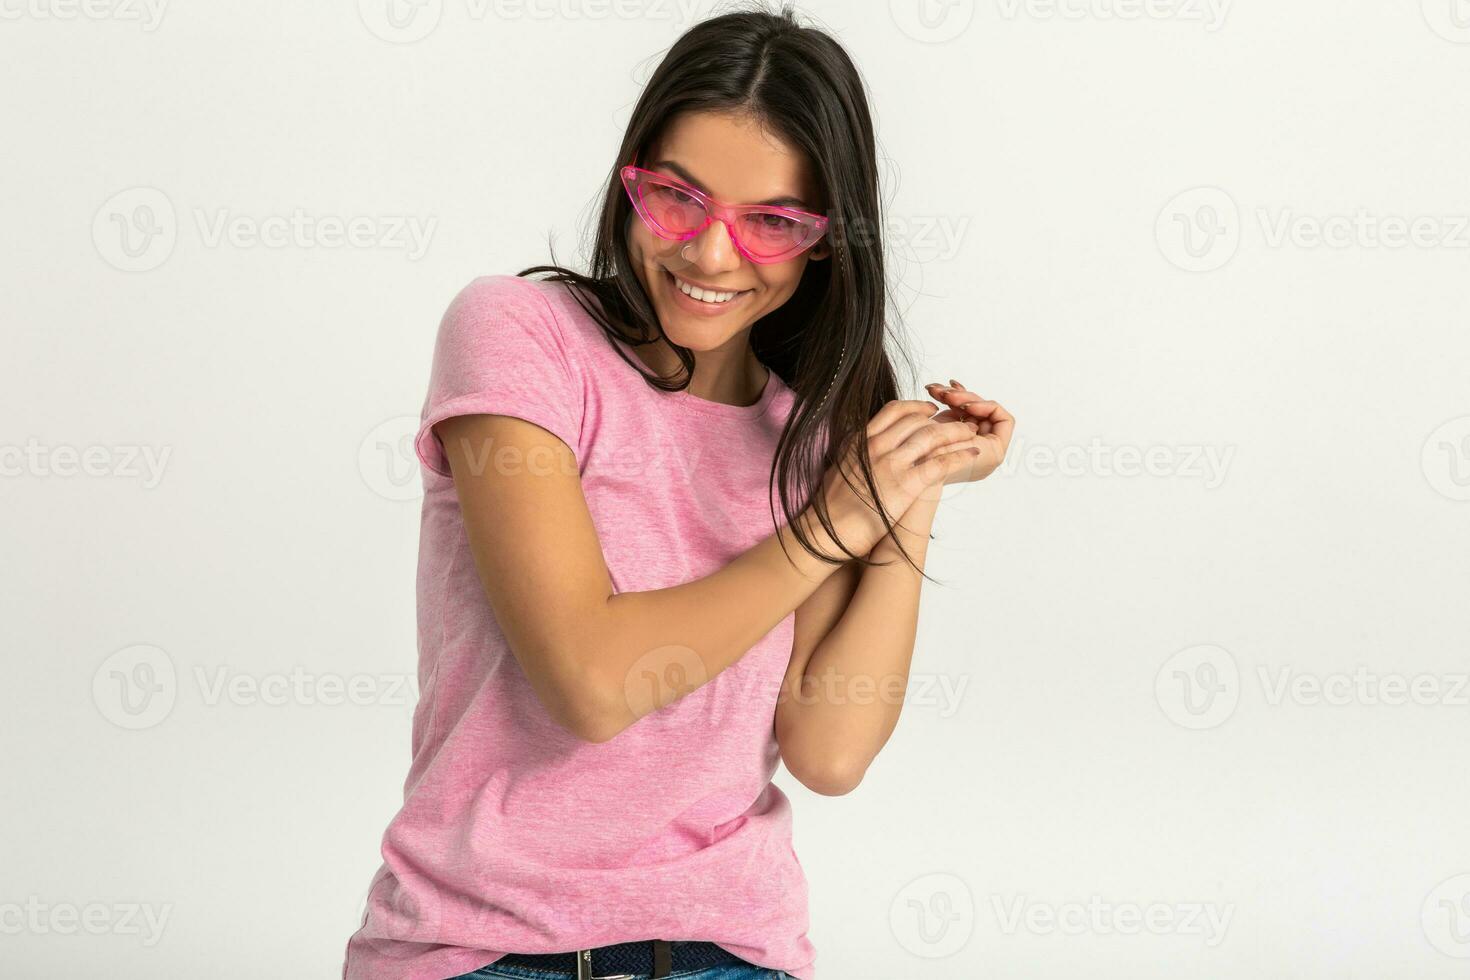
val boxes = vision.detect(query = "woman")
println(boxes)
[342,5,1013,980]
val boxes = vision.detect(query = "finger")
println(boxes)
[924,382,969,400]
[987,403,1015,451]
[867,399,943,438]
[930,407,982,429]
[957,398,1001,418]
[915,443,982,485]
[893,419,980,468]
[871,409,949,458]
[926,384,988,413]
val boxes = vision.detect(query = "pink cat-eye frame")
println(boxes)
[620,163,830,265]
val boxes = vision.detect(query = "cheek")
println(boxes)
[629,223,679,268]
[754,263,806,303]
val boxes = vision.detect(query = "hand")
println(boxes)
[810,399,983,555]
[923,379,1015,484]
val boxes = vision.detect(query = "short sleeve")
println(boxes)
[414,275,585,479]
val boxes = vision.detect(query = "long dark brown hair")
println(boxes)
[519,1,931,576]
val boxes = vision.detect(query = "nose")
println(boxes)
[679,218,742,274]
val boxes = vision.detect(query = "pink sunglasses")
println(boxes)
[620,164,830,265]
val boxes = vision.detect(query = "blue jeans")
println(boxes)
[448,961,793,980]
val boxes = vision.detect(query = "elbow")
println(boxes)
[785,752,867,797]
[546,661,631,745]
[564,709,627,745]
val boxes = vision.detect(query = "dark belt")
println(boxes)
[494,939,748,979]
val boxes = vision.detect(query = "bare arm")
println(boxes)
[437,412,872,743]
[776,380,1016,794]
[776,494,938,796]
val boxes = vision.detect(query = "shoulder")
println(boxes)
[443,274,557,327]
[441,273,602,361]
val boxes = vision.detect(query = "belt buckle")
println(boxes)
[575,948,636,980]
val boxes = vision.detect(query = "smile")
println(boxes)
[668,270,752,305]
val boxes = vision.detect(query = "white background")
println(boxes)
[3,1,1469,977]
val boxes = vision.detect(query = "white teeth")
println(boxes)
[672,273,744,304]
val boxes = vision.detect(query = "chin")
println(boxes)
[658,319,745,351]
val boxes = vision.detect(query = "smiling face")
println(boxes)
[625,109,831,357]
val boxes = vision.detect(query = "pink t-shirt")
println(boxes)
[342,274,816,980]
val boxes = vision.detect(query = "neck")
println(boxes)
[635,336,769,407]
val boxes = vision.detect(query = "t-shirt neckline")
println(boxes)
[607,329,782,421]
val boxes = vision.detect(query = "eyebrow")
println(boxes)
[650,159,813,210]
